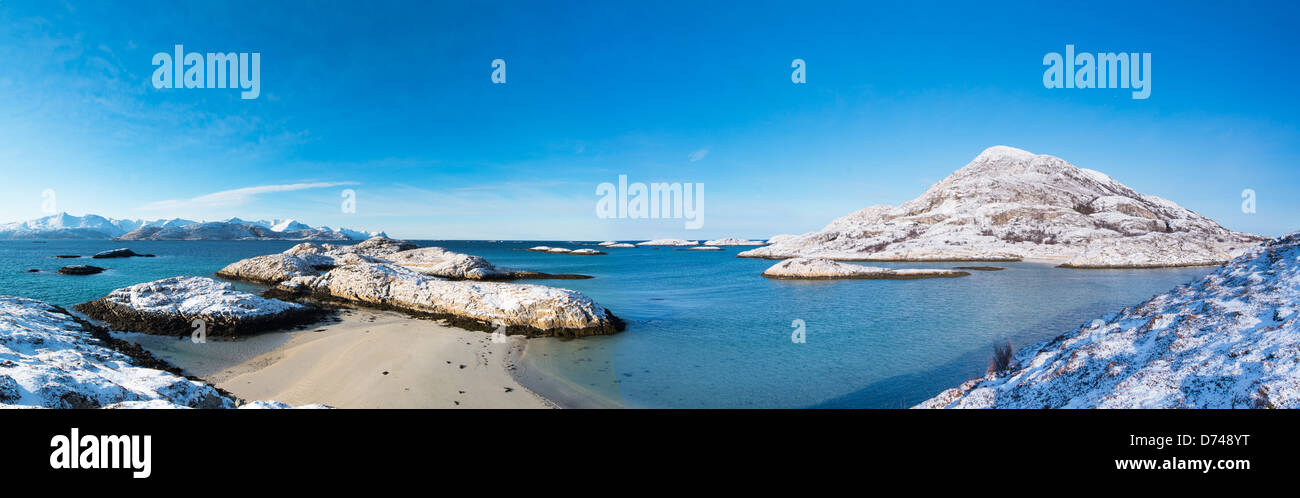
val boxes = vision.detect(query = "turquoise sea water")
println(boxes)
[0,240,1215,408]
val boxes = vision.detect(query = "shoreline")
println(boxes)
[508,339,625,409]
[114,307,556,409]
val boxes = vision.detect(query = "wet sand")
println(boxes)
[113,308,553,409]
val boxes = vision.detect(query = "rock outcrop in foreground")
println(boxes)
[75,276,322,336]
[0,295,317,408]
[919,232,1300,409]
[219,237,621,337]
[762,258,970,280]
[739,146,1263,268]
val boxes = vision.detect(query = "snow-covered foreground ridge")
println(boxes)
[218,237,622,337]
[739,146,1263,268]
[919,231,1300,409]
[0,212,384,241]
[0,295,317,408]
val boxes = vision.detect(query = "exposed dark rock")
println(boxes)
[57,265,105,275]
[92,248,145,259]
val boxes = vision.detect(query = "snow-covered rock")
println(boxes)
[273,259,621,337]
[738,146,1263,267]
[766,234,800,245]
[0,295,326,409]
[527,247,604,255]
[216,253,323,284]
[385,247,514,279]
[604,243,635,248]
[1059,233,1234,268]
[637,239,699,246]
[761,258,970,279]
[75,276,320,336]
[703,238,766,246]
[0,295,234,408]
[219,237,616,335]
[918,232,1300,409]
[221,237,584,283]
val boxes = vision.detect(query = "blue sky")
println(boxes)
[0,0,1296,239]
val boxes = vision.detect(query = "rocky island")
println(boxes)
[761,258,970,280]
[637,239,698,246]
[218,237,621,337]
[57,265,105,275]
[703,238,767,246]
[739,146,1264,268]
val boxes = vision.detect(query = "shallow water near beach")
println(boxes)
[0,240,1215,408]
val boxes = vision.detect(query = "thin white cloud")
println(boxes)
[688,148,710,162]
[137,182,357,211]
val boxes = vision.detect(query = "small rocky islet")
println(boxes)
[92,247,155,258]
[57,265,106,275]
[761,258,970,280]
[527,246,606,255]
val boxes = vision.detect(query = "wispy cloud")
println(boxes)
[688,148,710,162]
[137,182,357,211]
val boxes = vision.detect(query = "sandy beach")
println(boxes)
[113,308,554,409]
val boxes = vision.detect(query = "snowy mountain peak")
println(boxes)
[739,146,1264,267]
[270,219,311,232]
[972,145,1039,163]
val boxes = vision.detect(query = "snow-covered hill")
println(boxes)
[738,146,1263,267]
[919,231,1300,409]
[0,294,327,408]
[0,212,383,241]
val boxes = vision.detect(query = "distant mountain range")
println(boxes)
[0,213,386,241]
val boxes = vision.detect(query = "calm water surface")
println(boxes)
[0,240,1214,408]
